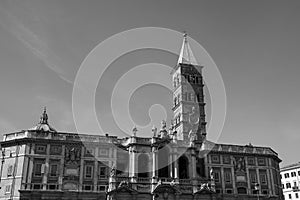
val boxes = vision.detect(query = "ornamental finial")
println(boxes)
[40,106,48,124]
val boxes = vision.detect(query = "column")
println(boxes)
[220,167,225,194]
[42,144,50,190]
[27,157,34,189]
[59,145,65,190]
[94,159,98,191]
[21,156,29,190]
[256,168,261,194]
[266,168,272,195]
[191,149,197,193]
[191,150,196,178]
[79,146,84,191]
[152,147,157,178]
[169,153,173,178]
[131,146,137,182]
[245,157,251,194]
[173,153,178,179]
[27,144,35,188]
[231,167,236,194]
[129,147,134,177]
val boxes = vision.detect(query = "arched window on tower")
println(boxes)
[177,74,181,84]
[173,77,177,88]
[177,93,181,103]
[178,155,189,179]
[174,97,178,107]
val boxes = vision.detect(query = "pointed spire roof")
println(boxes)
[177,32,199,66]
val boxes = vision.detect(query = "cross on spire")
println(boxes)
[177,32,199,66]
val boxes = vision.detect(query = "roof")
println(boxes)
[177,33,199,66]
[281,162,300,171]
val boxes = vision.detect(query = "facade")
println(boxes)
[0,34,283,200]
[281,162,300,199]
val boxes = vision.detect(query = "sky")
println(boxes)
[0,0,299,166]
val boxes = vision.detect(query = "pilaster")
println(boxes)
[79,146,84,192]
[59,144,65,190]
[42,144,50,190]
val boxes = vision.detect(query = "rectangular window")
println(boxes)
[296,193,299,198]
[250,171,257,183]
[98,166,107,178]
[5,185,10,193]
[257,158,266,166]
[211,155,220,164]
[298,171,300,176]
[247,157,255,166]
[50,145,62,155]
[85,165,93,179]
[285,173,290,178]
[50,164,59,177]
[34,163,44,177]
[214,171,220,183]
[289,194,292,199]
[35,144,47,154]
[260,173,267,185]
[7,165,13,177]
[226,189,232,194]
[85,147,94,157]
[282,184,285,189]
[262,190,268,195]
[286,183,291,189]
[292,172,297,177]
[98,148,109,157]
[47,184,58,190]
[224,170,232,183]
[97,185,107,191]
[83,185,93,191]
[223,156,231,164]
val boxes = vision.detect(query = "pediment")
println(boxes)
[108,185,137,195]
[153,183,181,194]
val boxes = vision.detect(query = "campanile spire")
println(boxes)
[177,32,198,66]
[172,33,206,142]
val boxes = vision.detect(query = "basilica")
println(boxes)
[0,35,283,200]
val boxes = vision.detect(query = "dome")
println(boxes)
[29,107,57,132]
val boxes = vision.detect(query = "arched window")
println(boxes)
[177,74,181,84]
[178,155,189,179]
[138,154,149,177]
[173,77,177,88]
[174,97,177,106]
[177,93,181,102]
[158,147,169,178]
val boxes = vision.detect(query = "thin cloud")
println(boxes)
[0,6,73,84]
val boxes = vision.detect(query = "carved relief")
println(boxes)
[65,146,81,164]
[233,157,246,172]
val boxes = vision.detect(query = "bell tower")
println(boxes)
[172,33,206,142]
